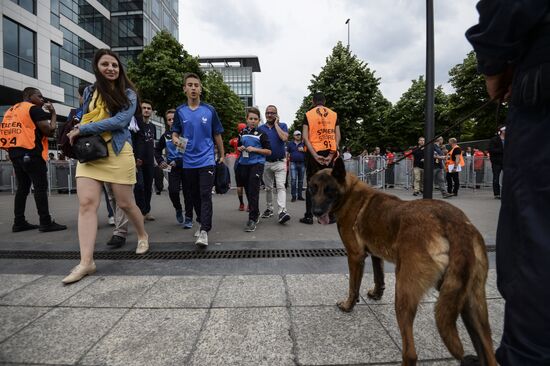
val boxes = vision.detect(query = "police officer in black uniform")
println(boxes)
[467,1,550,364]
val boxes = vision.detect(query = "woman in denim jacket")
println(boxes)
[63,49,149,284]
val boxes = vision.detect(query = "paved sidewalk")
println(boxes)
[0,271,503,366]
[0,187,503,365]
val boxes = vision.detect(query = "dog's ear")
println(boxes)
[331,157,346,183]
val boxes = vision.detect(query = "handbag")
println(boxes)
[73,134,109,163]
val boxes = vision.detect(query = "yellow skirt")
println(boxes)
[76,141,136,184]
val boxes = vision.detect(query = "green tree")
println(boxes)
[127,30,203,119]
[448,51,505,140]
[386,76,451,150]
[293,42,388,153]
[202,70,245,153]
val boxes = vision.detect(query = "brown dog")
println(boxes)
[309,158,496,366]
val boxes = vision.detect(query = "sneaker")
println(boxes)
[144,213,156,221]
[412,192,419,196]
[291,197,297,202]
[183,217,193,229]
[175,210,184,224]
[106,235,126,248]
[195,230,208,247]
[244,220,257,232]
[12,221,39,233]
[108,216,115,226]
[297,196,305,201]
[39,221,67,232]
[239,203,245,211]
[261,209,274,218]
[494,195,501,199]
[278,211,291,224]
[194,228,201,237]
[246,206,250,212]
[442,192,453,199]
[299,217,313,225]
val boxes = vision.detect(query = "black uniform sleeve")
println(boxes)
[466,0,550,75]
[132,116,146,161]
[29,106,51,124]
[154,134,166,164]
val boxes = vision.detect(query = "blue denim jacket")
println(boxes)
[78,85,137,156]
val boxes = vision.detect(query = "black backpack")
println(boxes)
[214,161,231,194]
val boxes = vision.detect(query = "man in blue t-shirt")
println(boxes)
[172,73,224,247]
[286,130,306,202]
[258,105,291,224]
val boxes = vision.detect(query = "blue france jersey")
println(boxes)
[238,127,271,166]
[173,102,224,168]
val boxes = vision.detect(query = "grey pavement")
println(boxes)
[0,187,503,365]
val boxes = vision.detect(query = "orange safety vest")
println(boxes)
[446,145,464,168]
[0,102,49,161]
[305,106,338,152]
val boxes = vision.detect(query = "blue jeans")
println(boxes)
[290,161,305,199]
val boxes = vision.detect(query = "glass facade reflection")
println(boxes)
[3,17,36,78]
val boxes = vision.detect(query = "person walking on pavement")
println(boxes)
[259,105,291,224]
[299,92,341,225]
[467,2,550,364]
[287,130,306,202]
[155,109,195,229]
[237,107,271,232]
[0,87,67,233]
[445,138,464,196]
[412,137,425,196]
[134,100,156,221]
[172,73,225,247]
[63,49,149,284]
[488,125,505,199]
[434,137,453,199]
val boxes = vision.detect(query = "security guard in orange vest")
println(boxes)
[300,92,341,224]
[0,87,66,232]
[445,137,464,196]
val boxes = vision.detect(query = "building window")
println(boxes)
[10,0,36,14]
[162,9,170,30]
[59,71,86,107]
[152,0,160,18]
[60,26,97,73]
[3,17,36,78]
[51,43,61,86]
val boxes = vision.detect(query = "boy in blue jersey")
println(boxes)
[237,107,272,232]
[155,109,195,228]
[172,73,225,247]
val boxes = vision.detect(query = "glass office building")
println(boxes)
[199,56,261,108]
[1,0,178,128]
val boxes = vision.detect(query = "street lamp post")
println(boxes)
[345,18,350,48]
[423,0,435,199]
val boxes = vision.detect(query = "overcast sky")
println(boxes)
[179,0,480,127]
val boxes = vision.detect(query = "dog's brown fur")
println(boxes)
[309,158,496,366]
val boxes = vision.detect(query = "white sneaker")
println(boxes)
[108,216,115,226]
[194,228,201,237]
[195,230,208,247]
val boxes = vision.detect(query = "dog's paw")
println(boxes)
[337,300,354,312]
[367,288,384,301]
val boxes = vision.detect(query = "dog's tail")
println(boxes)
[434,225,476,360]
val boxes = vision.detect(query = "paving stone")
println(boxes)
[485,270,500,299]
[0,274,42,297]
[134,276,221,308]
[291,305,401,365]
[286,273,355,306]
[0,307,125,364]
[487,298,504,347]
[62,276,159,308]
[189,307,294,366]
[369,302,475,361]
[81,309,207,366]
[213,275,286,307]
[0,275,96,306]
[0,306,50,343]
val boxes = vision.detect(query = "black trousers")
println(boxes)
[154,166,164,193]
[238,163,264,222]
[491,162,502,196]
[134,163,154,215]
[168,166,194,219]
[446,171,459,194]
[12,155,51,225]
[183,166,215,232]
[304,153,333,219]
[495,105,550,366]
